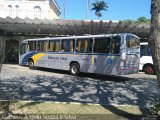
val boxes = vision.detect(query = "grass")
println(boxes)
[0,100,151,120]
[9,101,146,114]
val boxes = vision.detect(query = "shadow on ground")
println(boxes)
[1,68,160,119]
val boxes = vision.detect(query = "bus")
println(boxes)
[19,33,140,75]
[139,42,155,75]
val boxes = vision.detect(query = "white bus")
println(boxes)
[19,33,140,75]
[139,42,155,75]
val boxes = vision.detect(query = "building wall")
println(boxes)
[0,0,60,19]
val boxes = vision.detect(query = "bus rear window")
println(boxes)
[126,36,140,48]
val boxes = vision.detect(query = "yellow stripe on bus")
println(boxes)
[31,53,46,64]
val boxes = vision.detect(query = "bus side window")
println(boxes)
[76,39,92,53]
[146,46,151,56]
[140,45,145,57]
[48,40,55,52]
[94,37,110,53]
[70,40,75,52]
[55,41,60,52]
[111,37,120,54]
[61,39,75,52]
[140,45,151,57]
[28,41,36,51]
[61,40,65,52]
[37,41,48,52]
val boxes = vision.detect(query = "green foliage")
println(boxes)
[121,17,150,24]
[121,19,135,24]
[136,16,150,23]
[91,0,108,19]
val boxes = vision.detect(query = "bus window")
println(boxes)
[61,39,75,52]
[28,41,36,51]
[37,41,48,52]
[76,39,93,53]
[20,43,27,55]
[126,36,140,48]
[48,40,60,52]
[55,41,60,52]
[94,37,111,53]
[48,40,55,52]
[140,45,151,57]
[111,36,121,54]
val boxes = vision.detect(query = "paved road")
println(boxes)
[0,64,160,107]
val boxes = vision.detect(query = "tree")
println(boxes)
[136,16,150,23]
[0,38,5,73]
[149,0,160,86]
[91,0,108,20]
[121,17,150,24]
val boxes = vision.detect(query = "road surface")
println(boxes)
[0,64,160,107]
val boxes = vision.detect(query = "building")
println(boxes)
[0,0,60,19]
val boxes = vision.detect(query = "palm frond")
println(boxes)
[90,0,108,19]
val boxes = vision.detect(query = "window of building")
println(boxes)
[94,37,111,53]
[61,39,75,52]
[48,40,60,52]
[0,5,4,11]
[15,5,19,17]
[37,41,48,52]
[76,39,93,53]
[34,6,41,19]
[8,5,12,17]
[28,41,36,51]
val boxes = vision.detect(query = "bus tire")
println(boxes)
[144,64,154,75]
[70,63,80,76]
[28,59,35,70]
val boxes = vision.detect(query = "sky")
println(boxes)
[56,0,151,21]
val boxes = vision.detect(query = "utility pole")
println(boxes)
[86,0,89,20]
[63,0,65,19]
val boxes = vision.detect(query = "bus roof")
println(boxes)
[22,33,139,42]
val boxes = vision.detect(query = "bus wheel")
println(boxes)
[144,64,154,75]
[70,63,80,76]
[28,60,35,70]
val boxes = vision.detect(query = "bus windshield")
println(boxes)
[20,43,27,55]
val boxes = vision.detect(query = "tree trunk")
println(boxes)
[149,0,160,87]
[0,37,6,73]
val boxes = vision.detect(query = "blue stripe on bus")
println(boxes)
[21,52,37,65]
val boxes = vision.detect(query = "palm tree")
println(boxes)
[91,0,108,20]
